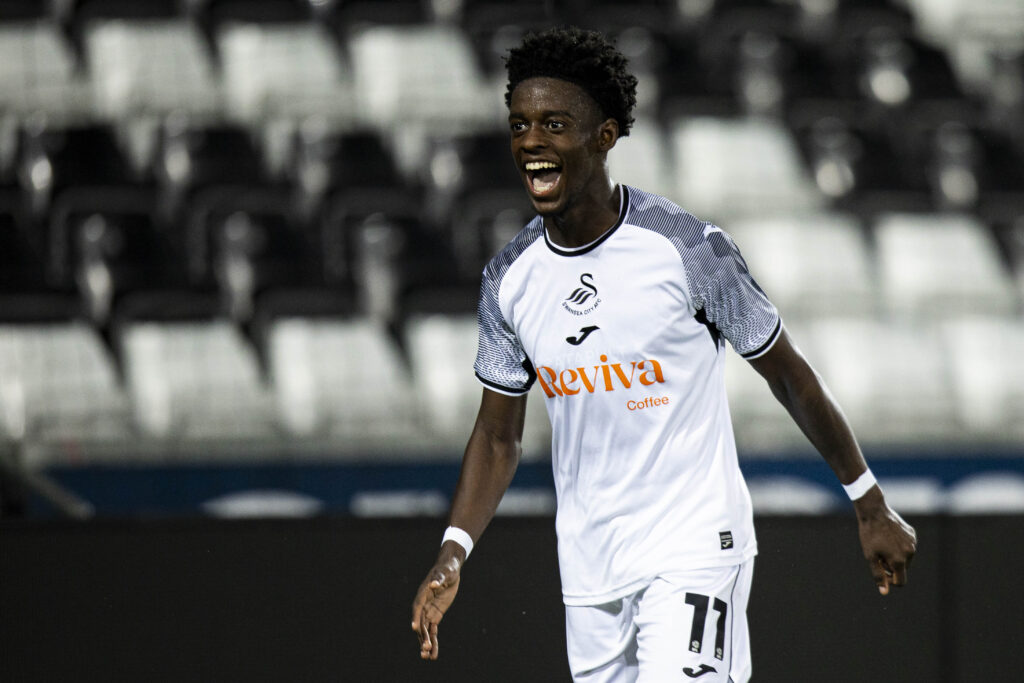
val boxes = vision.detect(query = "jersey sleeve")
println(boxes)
[685,224,781,359]
[473,264,536,395]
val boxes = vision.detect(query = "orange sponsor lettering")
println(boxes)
[536,355,667,398]
[627,396,670,411]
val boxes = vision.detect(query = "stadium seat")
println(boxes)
[940,316,1024,442]
[47,188,209,326]
[267,316,422,444]
[873,212,1019,320]
[347,24,499,147]
[121,319,277,440]
[0,20,90,120]
[788,101,932,212]
[0,322,131,445]
[420,131,519,225]
[656,38,739,119]
[725,212,878,321]
[403,311,552,459]
[184,188,315,323]
[459,0,563,75]
[0,204,81,321]
[900,110,1024,209]
[448,189,533,282]
[907,0,1024,50]
[154,121,270,222]
[801,317,959,445]
[84,19,221,120]
[419,130,528,274]
[827,27,963,109]
[288,126,404,223]
[217,22,358,126]
[18,123,138,222]
[608,116,675,203]
[670,116,825,221]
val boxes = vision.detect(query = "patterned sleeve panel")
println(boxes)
[630,188,781,358]
[687,224,781,358]
[473,257,537,395]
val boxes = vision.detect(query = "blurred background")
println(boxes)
[0,0,1021,518]
[0,0,1023,680]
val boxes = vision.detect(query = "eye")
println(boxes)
[510,121,527,133]
[546,120,566,130]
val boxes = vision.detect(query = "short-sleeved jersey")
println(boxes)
[474,186,781,606]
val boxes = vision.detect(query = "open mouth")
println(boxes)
[524,160,562,197]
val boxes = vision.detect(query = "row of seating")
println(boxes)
[2,113,1021,252]
[2,3,1021,127]
[2,309,1021,467]
[4,182,1022,326]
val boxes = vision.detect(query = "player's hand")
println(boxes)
[853,486,917,595]
[411,546,463,660]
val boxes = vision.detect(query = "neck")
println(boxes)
[545,180,620,249]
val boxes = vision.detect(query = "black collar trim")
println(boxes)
[543,185,629,257]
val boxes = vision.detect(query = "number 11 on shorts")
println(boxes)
[684,592,728,660]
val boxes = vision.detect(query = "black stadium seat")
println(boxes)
[18,123,139,223]
[154,122,272,224]
[48,188,216,326]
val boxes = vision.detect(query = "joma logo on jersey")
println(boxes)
[536,355,666,398]
[562,273,601,316]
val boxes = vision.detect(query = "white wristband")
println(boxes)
[843,469,877,500]
[442,526,474,559]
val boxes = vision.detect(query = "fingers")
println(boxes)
[891,559,908,587]
[415,612,439,659]
[870,557,892,595]
[412,569,452,660]
[870,556,911,595]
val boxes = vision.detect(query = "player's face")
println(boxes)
[508,77,617,217]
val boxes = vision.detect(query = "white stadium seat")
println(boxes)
[268,316,422,444]
[801,318,959,445]
[85,20,221,119]
[405,313,552,459]
[348,24,499,171]
[0,21,90,120]
[122,321,276,440]
[217,23,358,125]
[608,116,675,201]
[940,315,1024,442]
[874,212,1019,320]
[727,213,878,322]
[0,323,130,446]
[670,116,825,222]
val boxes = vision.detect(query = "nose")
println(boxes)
[519,124,548,152]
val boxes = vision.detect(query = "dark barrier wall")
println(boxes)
[2,516,1022,683]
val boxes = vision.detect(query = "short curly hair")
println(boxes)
[504,27,638,137]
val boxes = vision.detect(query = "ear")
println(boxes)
[596,118,619,153]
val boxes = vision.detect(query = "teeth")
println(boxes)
[524,161,559,171]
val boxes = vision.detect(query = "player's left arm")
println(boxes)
[747,325,917,595]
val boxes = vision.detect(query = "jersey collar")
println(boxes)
[543,184,629,257]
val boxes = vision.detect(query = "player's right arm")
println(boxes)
[411,387,527,661]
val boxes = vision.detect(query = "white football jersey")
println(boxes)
[474,186,781,606]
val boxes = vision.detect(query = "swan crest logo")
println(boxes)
[562,273,601,316]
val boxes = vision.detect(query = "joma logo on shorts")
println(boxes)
[536,355,666,398]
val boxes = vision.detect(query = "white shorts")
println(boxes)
[565,559,754,683]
